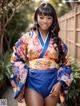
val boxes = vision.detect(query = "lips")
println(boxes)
[41,24,49,28]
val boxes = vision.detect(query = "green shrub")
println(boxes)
[66,59,80,106]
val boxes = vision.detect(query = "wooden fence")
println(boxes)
[59,5,80,62]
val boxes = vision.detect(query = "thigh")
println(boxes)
[25,87,44,106]
[44,95,59,106]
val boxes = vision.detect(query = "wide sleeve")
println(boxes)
[10,33,28,70]
[57,40,73,94]
[10,33,29,99]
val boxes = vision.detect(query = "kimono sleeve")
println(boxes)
[10,33,29,99]
[57,40,73,93]
[11,33,28,69]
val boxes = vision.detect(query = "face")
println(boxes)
[37,14,53,31]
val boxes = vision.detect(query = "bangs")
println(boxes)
[37,4,54,17]
[33,3,60,34]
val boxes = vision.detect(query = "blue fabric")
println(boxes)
[15,52,25,63]
[10,74,17,81]
[25,68,58,97]
[59,80,68,90]
[38,31,44,47]
[63,44,68,56]
[57,66,72,91]
[38,31,51,58]
[58,66,72,78]
[10,63,29,99]
[14,81,24,98]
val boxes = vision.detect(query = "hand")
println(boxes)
[16,93,24,103]
[16,88,24,103]
[49,82,61,97]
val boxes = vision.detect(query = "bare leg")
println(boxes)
[44,95,59,106]
[25,88,44,106]
[60,102,67,106]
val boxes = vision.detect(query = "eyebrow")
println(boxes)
[38,14,53,17]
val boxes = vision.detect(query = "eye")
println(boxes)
[39,16,44,19]
[47,16,53,20]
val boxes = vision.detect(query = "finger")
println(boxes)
[49,91,55,96]
[17,96,23,103]
[49,93,58,97]
[50,89,54,94]
[17,98,23,103]
[50,86,55,94]
[49,90,59,97]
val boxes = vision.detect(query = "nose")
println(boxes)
[43,18,47,23]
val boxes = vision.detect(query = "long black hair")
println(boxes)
[33,3,65,64]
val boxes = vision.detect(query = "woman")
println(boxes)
[10,2,73,106]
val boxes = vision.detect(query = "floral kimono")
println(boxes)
[10,30,73,100]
